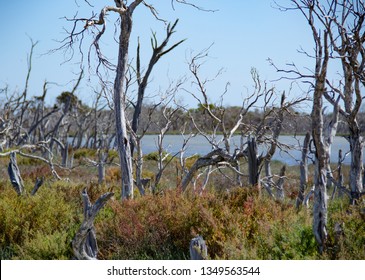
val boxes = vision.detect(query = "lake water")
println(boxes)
[140,135,364,166]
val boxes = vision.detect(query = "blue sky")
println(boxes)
[0,0,314,108]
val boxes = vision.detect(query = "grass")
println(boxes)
[0,149,364,260]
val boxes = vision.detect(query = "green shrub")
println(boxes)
[143,151,173,162]
[0,184,77,259]
[15,230,73,260]
[73,148,97,159]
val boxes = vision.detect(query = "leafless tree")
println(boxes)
[130,19,185,154]
[72,189,113,260]
[322,0,365,203]
[180,52,306,195]
[274,0,341,253]
[296,131,311,209]
[57,0,204,199]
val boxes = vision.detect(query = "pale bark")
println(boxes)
[189,236,208,260]
[263,160,274,197]
[331,149,344,200]
[276,165,286,200]
[311,40,330,254]
[180,148,239,192]
[113,5,141,199]
[7,152,24,196]
[296,132,310,209]
[130,20,184,154]
[324,0,365,203]
[72,189,113,260]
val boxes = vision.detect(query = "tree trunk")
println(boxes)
[8,152,24,196]
[114,11,135,199]
[31,177,44,196]
[72,189,113,260]
[134,137,145,196]
[189,236,208,260]
[180,148,232,192]
[296,132,310,208]
[247,136,260,187]
[263,160,274,197]
[97,155,106,185]
[348,133,364,204]
[312,167,328,254]
[331,149,344,200]
[276,165,286,200]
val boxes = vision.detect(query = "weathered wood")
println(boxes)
[7,152,24,196]
[180,148,236,192]
[247,136,260,187]
[97,150,107,185]
[348,135,364,204]
[31,177,44,196]
[263,160,274,197]
[72,189,114,260]
[189,236,208,260]
[303,186,315,208]
[296,132,310,209]
[331,149,344,200]
[312,170,328,254]
[310,29,330,254]
[276,165,286,200]
[113,7,137,200]
[130,19,184,155]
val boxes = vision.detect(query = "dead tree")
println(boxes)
[17,82,60,146]
[30,177,44,196]
[322,0,365,204]
[1,142,64,181]
[51,138,69,168]
[180,50,306,193]
[181,148,242,192]
[276,165,286,200]
[296,132,311,209]
[58,0,201,199]
[247,136,260,187]
[72,189,114,260]
[7,152,24,196]
[278,0,334,253]
[5,151,44,196]
[130,19,185,154]
[331,149,344,200]
[189,235,208,260]
[8,39,38,146]
[48,71,83,154]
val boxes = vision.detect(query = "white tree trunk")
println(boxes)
[114,10,135,199]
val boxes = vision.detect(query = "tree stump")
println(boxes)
[190,236,208,260]
[7,152,24,196]
[72,188,113,260]
[31,177,44,196]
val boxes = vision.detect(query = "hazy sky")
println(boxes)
[0,0,314,108]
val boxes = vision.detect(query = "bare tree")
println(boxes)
[58,0,203,199]
[296,131,311,209]
[130,19,185,154]
[72,189,114,260]
[180,52,305,194]
[322,0,365,203]
[275,0,339,253]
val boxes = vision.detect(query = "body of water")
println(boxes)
[140,135,363,166]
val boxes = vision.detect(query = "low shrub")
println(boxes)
[0,183,78,260]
